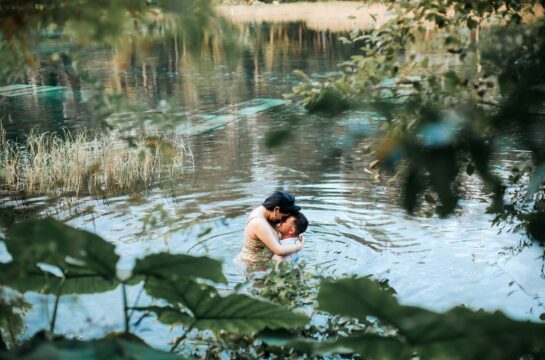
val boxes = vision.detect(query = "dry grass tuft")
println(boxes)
[0,127,191,196]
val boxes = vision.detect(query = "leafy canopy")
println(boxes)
[292,0,545,236]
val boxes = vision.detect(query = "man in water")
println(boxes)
[272,211,308,264]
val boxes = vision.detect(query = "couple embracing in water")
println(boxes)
[240,191,308,266]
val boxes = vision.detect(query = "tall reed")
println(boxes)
[0,128,190,196]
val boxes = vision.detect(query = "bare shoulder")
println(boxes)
[246,216,269,230]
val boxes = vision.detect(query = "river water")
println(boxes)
[2,13,545,347]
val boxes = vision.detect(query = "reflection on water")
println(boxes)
[2,17,545,345]
[2,20,354,139]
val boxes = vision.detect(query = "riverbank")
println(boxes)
[216,2,544,32]
[216,2,394,32]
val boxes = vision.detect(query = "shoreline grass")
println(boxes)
[215,2,394,32]
[0,127,191,197]
[215,2,543,32]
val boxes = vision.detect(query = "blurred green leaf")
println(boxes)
[0,264,119,295]
[6,218,119,279]
[133,253,227,284]
[1,332,179,360]
[0,290,31,349]
[138,306,193,326]
[523,212,545,244]
[144,278,309,334]
[304,88,350,115]
[318,277,545,359]
[264,129,292,148]
[261,329,411,359]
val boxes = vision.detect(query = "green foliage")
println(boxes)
[0,219,118,300]
[252,262,315,309]
[4,218,545,359]
[1,218,119,296]
[313,277,545,359]
[304,87,351,115]
[144,277,309,335]
[0,218,310,356]
[7,218,119,279]
[0,332,180,360]
[0,290,31,350]
[133,253,227,284]
[291,0,545,233]
[0,267,119,296]
[0,218,227,294]
[206,264,367,359]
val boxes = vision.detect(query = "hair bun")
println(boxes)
[291,204,301,213]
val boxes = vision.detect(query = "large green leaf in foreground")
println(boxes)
[144,278,309,334]
[0,333,181,360]
[1,218,120,295]
[259,329,411,359]
[133,253,227,284]
[317,277,545,359]
[6,218,119,279]
[0,264,119,295]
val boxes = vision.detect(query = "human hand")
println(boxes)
[297,234,305,250]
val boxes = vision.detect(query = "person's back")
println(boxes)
[240,207,271,264]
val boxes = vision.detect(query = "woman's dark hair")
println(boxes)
[292,212,308,235]
[262,191,300,213]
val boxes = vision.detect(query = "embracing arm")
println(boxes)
[251,219,302,256]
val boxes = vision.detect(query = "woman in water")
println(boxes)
[240,191,304,264]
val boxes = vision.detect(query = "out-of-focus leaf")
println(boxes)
[466,163,475,176]
[292,70,310,80]
[6,218,118,279]
[0,290,31,349]
[260,330,411,359]
[318,277,545,359]
[320,333,411,359]
[0,264,119,295]
[133,253,226,284]
[139,306,193,326]
[467,17,479,29]
[304,88,350,115]
[0,332,179,360]
[144,278,308,334]
[264,129,292,148]
[524,212,545,244]
[467,137,504,195]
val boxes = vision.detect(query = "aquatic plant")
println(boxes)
[0,128,191,196]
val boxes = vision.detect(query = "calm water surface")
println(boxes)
[2,19,545,347]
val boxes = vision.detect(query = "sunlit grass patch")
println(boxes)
[0,127,191,196]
